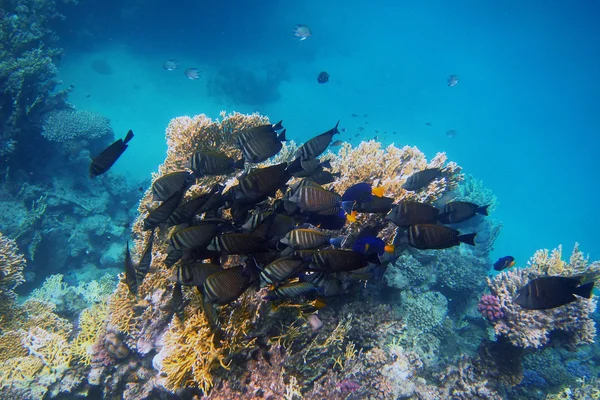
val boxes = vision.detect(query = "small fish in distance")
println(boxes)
[494,256,515,271]
[293,24,312,41]
[446,130,458,138]
[447,74,459,87]
[90,130,134,178]
[515,276,594,310]
[317,71,330,84]
[163,59,180,71]
[185,68,201,80]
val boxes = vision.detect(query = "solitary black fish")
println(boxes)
[296,121,340,161]
[402,168,442,191]
[407,224,476,250]
[90,130,134,177]
[493,256,515,271]
[437,201,489,224]
[515,276,594,310]
[317,71,330,84]
[386,201,440,228]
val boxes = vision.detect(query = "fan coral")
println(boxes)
[485,244,597,348]
[478,294,504,321]
[41,109,113,142]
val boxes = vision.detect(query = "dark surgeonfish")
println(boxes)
[280,228,342,250]
[407,224,476,250]
[90,130,134,178]
[169,262,223,286]
[168,185,223,226]
[171,282,185,321]
[236,121,283,144]
[493,256,515,271]
[288,185,341,214]
[231,163,291,204]
[437,201,490,224]
[296,121,340,161]
[169,220,223,250]
[386,201,440,228]
[265,282,317,300]
[259,256,305,284]
[354,196,395,214]
[190,150,245,176]
[124,241,138,295]
[152,171,193,201]
[208,233,265,255]
[202,265,253,305]
[401,168,442,191]
[143,188,185,231]
[310,249,367,272]
[515,276,594,310]
[136,230,155,284]
[239,129,287,163]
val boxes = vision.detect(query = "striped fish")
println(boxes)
[143,188,185,231]
[260,257,305,284]
[303,272,342,296]
[236,120,283,144]
[152,171,193,201]
[407,224,476,250]
[190,150,244,176]
[295,121,340,161]
[203,265,252,305]
[311,249,365,272]
[164,245,183,267]
[265,282,317,300]
[386,201,440,228]
[233,163,291,204]
[169,262,223,286]
[169,220,222,250]
[168,185,222,226]
[287,185,341,214]
[281,228,335,250]
[124,241,137,295]
[401,168,442,191]
[242,211,272,232]
[239,130,286,163]
[136,230,154,284]
[355,196,395,214]
[208,233,265,254]
[171,282,185,321]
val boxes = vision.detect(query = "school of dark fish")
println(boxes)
[112,118,590,339]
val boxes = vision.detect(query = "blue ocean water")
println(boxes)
[57,0,600,265]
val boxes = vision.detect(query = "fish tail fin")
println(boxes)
[341,201,355,215]
[277,129,287,142]
[273,120,284,131]
[458,233,477,246]
[478,204,490,216]
[574,282,595,299]
[320,159,332,169]
[124,130,134,144]
[333,120,340,134]
[232,158,245,170]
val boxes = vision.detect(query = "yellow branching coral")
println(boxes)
[0,356,44,389]
[0,331,28,362]
[529,243,600,280]
[107,279,136,335]
[30,274,69,303]
[159,311,222,394]
[23,327,72,373]
[72,302,108,366]
[22,311,73,337]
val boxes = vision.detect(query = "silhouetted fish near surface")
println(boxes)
[402,168,442,191]
[437,201,490,224]
[447,74,459,87]
[296,121,340,161]
[185,68,201,80]
[494,256,515,271]
[203,265,253,305]
[293,24,312,40]
[190,150,244,176]
[407,224,476,250]
[425,122,432,126]
[90,130,134,178]
[317,71,330,83]
[152,171,193,201]
[515,276,594,310]
[386,201,440,228]
[446,130,458,138]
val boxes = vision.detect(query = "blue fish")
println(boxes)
[352,236,394,256]
[494,256,515,271]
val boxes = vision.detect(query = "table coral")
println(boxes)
[485,244,597,348]
[41,109,114,142]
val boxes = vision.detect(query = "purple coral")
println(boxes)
[478,294,504,321]
[337,379,361,393]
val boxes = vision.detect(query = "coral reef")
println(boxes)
[0,231,26,331]
[41,108,114,142]
[485,244,597,348]
[479,294,504,321]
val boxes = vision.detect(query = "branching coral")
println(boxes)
[41,109,113,142]
[72,302,109,366]
[486,244,597,348]
[0,231,26,332]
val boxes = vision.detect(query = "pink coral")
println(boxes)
[478,294,504,321]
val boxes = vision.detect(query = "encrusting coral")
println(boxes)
[95,110,464,397]
[485,244,597,348]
